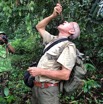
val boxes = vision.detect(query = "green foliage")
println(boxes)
[83,79,100,93]
[4,87,9,97]
[0,0,103,104]
[84,63,96,72]
[0,97,7,104]
[11,34,43,69]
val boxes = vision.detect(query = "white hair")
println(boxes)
[69,22,80,39]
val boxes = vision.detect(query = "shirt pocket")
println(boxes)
[46,53,58,61]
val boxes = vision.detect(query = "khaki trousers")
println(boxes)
[31,85,60,104]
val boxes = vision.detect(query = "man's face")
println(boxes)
[57,21,75,34]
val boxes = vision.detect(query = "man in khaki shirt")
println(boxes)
[28,3,80,104]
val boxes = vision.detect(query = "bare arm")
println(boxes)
[27,66,71,81]
[36,3,62,38]
[6,43,15,53]
[0,35,15,53]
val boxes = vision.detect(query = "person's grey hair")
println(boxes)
[69,22,80,40]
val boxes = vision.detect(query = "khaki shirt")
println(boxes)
[36,32,76,83]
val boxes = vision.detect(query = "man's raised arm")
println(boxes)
[36,3,62,37]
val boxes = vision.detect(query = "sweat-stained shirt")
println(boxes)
[36,32,76,83]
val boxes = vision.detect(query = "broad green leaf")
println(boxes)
[4,87,9,96]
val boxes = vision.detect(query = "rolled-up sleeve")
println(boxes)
[57,45,76,70]
[42,31,57,45]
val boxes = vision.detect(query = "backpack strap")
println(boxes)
[43,38,69,54]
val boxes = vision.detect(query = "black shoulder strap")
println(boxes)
[43,38,68,54]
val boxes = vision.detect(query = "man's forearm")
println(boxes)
[39,68,70,81]
[36,14,55,29]
[7,43,15,53]
[28,66,71,81]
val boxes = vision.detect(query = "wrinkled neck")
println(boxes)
[58,31,71,38]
